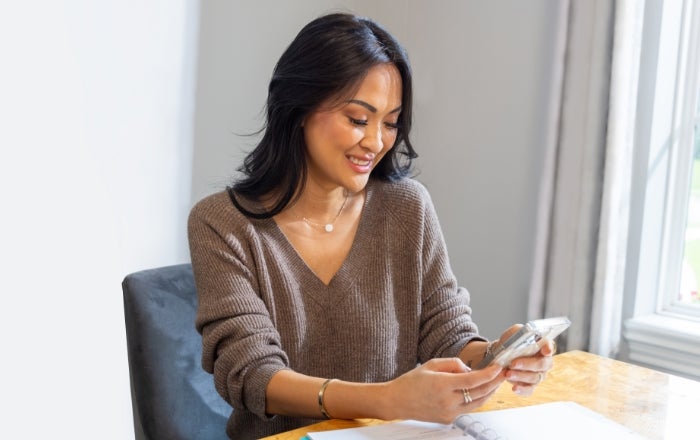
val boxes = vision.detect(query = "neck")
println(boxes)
[295,187,348,217]
[294,188,351,233]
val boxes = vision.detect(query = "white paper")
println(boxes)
[306,401,650,440]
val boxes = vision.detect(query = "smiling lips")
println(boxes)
[348,155,374,172]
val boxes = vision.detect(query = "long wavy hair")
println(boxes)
[230,12,417,219]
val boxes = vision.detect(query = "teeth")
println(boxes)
[349,156,371,166]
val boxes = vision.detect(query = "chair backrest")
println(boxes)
[123,264,230,440]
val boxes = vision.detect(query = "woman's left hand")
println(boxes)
[504,340,555,396]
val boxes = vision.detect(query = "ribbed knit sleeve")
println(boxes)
[383,180,485,361]
[187,192,290,419]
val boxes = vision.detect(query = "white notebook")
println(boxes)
[305,401,649,440]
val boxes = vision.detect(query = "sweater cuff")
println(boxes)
[444,334,488,359]
[243,363,290,420]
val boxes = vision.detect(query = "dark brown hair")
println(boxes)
[231,13,416,218]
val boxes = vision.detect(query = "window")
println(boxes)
[654,0,700,319]
[623,0,700,380]
[679,95,700,309]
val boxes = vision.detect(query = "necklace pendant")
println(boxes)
[324,224,334,232]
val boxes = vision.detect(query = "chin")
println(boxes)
[344,176,371,194]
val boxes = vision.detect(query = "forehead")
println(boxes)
[319,63,403,112]
[351,63,402,108]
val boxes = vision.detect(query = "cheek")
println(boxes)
[342,126,365,145]
[318,121,362,148]
[382,131,399,151]
[376,136,397,163]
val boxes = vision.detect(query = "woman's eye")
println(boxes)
[349,117,368,126]
[385,122,400,130]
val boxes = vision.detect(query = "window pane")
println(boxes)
[680,101,700,306]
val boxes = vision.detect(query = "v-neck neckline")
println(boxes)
[265,182,375,290]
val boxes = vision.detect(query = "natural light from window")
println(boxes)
[622,0,700,382]
[680,94,700,306]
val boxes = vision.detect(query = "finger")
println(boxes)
[455,383,498,410]
[509,352,553,372]
[446,363,503,395]
[499,324,522,342]
[540,339,556,356]
[459,385,495,407]
[511,382,536,396]
[463,363,503,386]
[458,387,474,405]
[477,382,501,402]
[508,372,546,393]
[506,369,545,385]
[425,357,471,373]
[457,365,506,404]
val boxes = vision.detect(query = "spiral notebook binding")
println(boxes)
[453,414,506,439]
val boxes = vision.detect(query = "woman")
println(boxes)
[188,12,554,439]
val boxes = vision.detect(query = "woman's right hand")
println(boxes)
[380,358,505,424]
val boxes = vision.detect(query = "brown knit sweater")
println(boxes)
[187,178,484,439]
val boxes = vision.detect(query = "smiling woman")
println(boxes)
[274,64,403,285]
[187,12,555,440]
[302,65,402,191]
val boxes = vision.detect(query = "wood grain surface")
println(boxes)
[261,350,700,439]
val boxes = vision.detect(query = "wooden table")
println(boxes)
[261,350,700,439]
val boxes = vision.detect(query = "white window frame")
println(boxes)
[622,0,700,380]
[659,0,700,319]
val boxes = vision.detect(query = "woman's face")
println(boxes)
[302,63,403,194]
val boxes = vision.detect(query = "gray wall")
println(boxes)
[192,1,563,338]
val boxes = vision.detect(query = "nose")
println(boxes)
[359,124,384,153]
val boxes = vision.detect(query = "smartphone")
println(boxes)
[476,316,571,369]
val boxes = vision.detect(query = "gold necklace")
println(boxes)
[301,192,349,233]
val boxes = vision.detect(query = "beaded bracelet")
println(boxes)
[318,378,336,419]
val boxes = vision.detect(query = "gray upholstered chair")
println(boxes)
[122,264,230,440]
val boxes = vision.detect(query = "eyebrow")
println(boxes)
[347,99,402,114]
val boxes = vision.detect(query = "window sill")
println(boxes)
[623,314,700,381]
